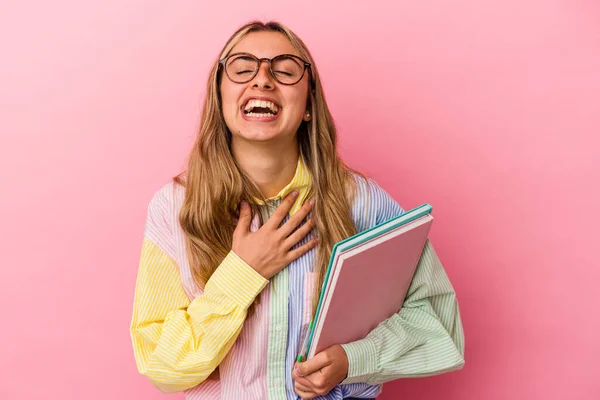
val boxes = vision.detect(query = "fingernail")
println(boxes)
[240,200,248,209]
[291,190,299,198]
[295,366,303,376]
[309,198,315,206]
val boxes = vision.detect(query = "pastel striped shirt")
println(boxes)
[130,156,465,399]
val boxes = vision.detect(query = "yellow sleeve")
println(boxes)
[130,238,268,393]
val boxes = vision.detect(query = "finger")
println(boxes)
[233,201,252,236]
[294,380,313,392]
[283,217,315,249]
[303,367,329,391]
[293,363,316,387]
[295,388,316,399]
[293,374,316,390]
[286,237,319,263]
[279,197,314,237]
[264,190,299,230]
[294,383,317,400]
[296,352,331,377]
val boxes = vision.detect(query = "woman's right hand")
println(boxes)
[232,191,318,280]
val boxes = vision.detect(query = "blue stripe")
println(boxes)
[282,174,404,399]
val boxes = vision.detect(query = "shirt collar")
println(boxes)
[252,156,312,216]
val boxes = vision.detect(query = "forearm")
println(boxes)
[130,240,267,392]
[340,240,465,385]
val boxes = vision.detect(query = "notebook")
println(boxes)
[299,203,433,361]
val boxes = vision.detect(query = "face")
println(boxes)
[219,31,311,144]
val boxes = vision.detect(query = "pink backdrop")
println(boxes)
[1,0,599,399]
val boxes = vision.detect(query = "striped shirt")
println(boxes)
[130,156,465,399]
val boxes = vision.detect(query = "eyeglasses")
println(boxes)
[219,52,311,86]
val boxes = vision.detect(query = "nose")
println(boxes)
[252,60,274,89]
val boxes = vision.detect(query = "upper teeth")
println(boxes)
[244,99,279,114]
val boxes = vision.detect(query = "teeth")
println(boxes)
[244,99,279,114]
[247,112,275,118]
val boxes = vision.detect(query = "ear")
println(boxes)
[305,91,314,121]
[303,110,312,122]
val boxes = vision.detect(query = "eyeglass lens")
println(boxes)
[226,55,305,85]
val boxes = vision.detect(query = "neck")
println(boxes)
[232,136,299,198]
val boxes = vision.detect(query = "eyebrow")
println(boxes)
[229,51,303,59]
[231,54,256,60]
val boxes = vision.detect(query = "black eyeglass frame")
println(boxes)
[218,52,313,87]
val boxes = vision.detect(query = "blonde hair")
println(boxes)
[174,20,367,317]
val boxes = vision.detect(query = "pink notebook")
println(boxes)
[300,204,433,360]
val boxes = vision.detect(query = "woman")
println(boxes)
[130,21,465,400]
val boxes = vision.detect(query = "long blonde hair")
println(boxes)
[174,20,367,317]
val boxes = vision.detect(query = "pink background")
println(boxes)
[1,0,599,399]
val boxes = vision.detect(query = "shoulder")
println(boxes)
[143,179,184,259]
[148,172,188,210]
[145,178,186,234]
[348,172,405,231]
[147,180,180,217]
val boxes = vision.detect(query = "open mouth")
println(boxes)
[243,99,280,117]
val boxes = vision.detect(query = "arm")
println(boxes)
[340,239,465,385]
[292,180,464,398]
[130,190,268,393]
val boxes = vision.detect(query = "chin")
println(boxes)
[236,129,282,142]
[235,120,295,142]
